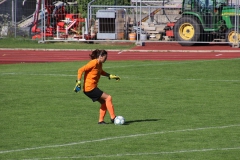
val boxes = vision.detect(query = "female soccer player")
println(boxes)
[74,49,120,124]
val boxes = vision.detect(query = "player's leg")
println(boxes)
[84,88,108,124]
[98,99,107,124]
[100,92,116,121]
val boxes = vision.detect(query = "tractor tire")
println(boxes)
[226,28,240,46]
[174,16,201,46]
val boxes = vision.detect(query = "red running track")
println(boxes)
[1,50,240,64]
[0,43,240,64]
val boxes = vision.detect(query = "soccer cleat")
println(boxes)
[111,116,116,123]
[98,121,107,124]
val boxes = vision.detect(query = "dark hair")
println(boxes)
[89,49,108,60]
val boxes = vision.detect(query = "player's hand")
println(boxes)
[109,74,120,81]
[74,80,81,93]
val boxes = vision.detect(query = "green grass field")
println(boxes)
[0,59,240,160]
[0,38,135,50]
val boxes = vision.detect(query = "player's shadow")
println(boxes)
[124,118,162,125]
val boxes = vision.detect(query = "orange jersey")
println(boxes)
[78,59,107,92]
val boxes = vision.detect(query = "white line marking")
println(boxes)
[0,124,239,154]
[215,54,222,56]
[1,58,239,75]
[1,73,239,82]
[23,147,240,160]
[0,73,76,76]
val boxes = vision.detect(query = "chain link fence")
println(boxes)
[0,0,239,47]
[0,0,36,38]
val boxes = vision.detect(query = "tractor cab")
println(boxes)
[172,0,239,46]
[181,0,226,30]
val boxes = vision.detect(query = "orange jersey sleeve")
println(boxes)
[78,59,107,92]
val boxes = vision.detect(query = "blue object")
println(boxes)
[74,86,81,93]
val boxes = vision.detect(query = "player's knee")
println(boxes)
[107,95,112,101]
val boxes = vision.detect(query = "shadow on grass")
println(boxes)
[124,118,162,125]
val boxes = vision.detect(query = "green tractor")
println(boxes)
[173,0,240,46]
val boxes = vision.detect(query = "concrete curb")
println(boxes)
[1,48,240,53]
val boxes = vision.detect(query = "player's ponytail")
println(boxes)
[89,49,100,59]
[89,49,107,59]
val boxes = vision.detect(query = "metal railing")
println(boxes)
[0,0,239,47]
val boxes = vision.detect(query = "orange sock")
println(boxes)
[99,103,107,122]
[106,95,116,119]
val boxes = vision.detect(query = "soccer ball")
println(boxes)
[114,116,125,125]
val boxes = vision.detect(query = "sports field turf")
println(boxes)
[0,59,240,159]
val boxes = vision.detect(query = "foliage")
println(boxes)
[0,13,12,36]
[0,13,11,26]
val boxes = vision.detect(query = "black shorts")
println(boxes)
[84,87,103,102]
